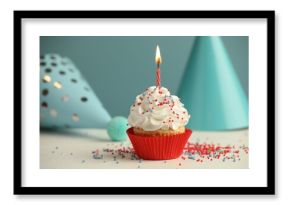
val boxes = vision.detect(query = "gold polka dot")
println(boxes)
[53,81,62,89]
[72,113,79,122]
[42,75,51,83]
[61,95,69,102]
[50,109,58,117]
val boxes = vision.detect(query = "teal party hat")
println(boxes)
[40,54,111,129]
[178,36,248,131]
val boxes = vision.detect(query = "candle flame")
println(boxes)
[155,45,162,65]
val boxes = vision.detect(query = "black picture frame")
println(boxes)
[14,10,275,195]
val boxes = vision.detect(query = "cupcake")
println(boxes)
[127,86,191,160]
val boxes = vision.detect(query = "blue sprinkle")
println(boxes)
[188,156,195,160]
[93,155,103,159]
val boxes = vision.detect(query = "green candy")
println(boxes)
[107,116,129,141]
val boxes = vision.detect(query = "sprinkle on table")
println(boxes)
[91,141,248,167]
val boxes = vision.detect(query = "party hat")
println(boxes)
[178,36,248,131]
[40,54,111,129]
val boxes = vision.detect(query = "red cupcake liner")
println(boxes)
[126,127,192,160]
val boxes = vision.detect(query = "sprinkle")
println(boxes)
[91,140,248,168]
[183,142,248,164]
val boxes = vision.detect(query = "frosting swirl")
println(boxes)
[128,86,190,131]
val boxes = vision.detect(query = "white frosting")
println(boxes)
[128,86,190,131]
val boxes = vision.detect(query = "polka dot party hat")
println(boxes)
[40,54,111,129]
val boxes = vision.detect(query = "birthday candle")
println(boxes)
[155,45,162,88]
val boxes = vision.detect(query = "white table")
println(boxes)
[40,128,248,169]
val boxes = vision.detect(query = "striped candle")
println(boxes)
[155,45,162,88]
[156,67,161,87]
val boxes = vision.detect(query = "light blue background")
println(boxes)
[40,36,248,117]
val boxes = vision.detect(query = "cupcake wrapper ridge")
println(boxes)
[127,127,192,160]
